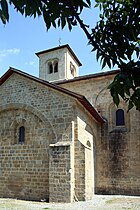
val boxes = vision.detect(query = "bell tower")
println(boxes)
[36,44,82,82]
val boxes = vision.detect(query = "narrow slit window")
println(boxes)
[19,126,25,144]
[116,109,125,126]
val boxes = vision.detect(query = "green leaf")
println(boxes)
[128,100,134,111]
[96,49,101,61]
[42,7,51,30]
[106,56,111,68]
[101,57,107,69]
[94,3,99,8]
[52,20,56,28]
[86,0,91,7]
[61,16,66,29]
[81,1,90,8]
[0,0,9,22]
[113,92,120,107]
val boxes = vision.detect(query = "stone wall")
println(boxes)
[38,47,79,82]
[49,144,73,203]
[0,69,139,202]
[59,73,140,196]
[74,103,99,201]
[39,48,66,82]
[0,73,78,202]
[0,108,51,200]
[97,117,140,196]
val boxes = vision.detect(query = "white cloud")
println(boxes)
[0,48,20,58]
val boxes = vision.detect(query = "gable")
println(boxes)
[0,73,75,111]
[0,68,104,123]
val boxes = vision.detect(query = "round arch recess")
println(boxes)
[0,103,56,144]
[0,103,56,201]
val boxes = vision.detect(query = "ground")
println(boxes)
[0,195,140,210]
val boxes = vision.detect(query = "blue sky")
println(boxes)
[0,2,112,78]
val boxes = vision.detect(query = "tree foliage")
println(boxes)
[92,0,140,111]
[0,0,91,28]
[0,0,140,111]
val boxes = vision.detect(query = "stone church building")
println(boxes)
[0,45,139,202]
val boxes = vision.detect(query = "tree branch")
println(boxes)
[66,0,121,67]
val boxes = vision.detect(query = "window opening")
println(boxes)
[116,109,125,126]
[87,140,91,147]
[54,61,58,73]
[48,62,53,74]
[70,61,76,77]
[19,126,25,144]
[48,59,59,74]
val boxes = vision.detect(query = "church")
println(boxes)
[0,44,139,202]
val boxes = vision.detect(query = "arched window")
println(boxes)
[54,61,58,73]
[19,126,25,144]
[48,59,59,74]
[116,109,125,126]
[48,62,53,74]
